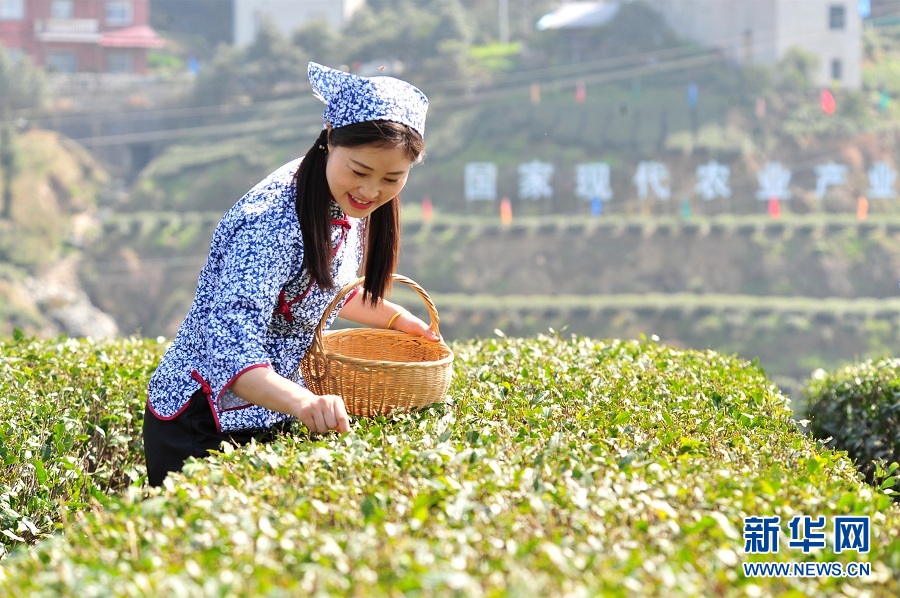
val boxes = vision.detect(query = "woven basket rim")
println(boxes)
[320,327,454,369]
[323,348,455,369]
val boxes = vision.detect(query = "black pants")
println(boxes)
[142,389,291,487]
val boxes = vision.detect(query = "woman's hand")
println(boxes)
[338,290,442,342]
[294,392,350,434]
[230,367,351,434]
[388,310,441,342]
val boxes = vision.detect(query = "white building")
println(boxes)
[646,0,862,89]
[233,0,366,47]
[539,1,863,89]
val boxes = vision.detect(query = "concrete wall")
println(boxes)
[775,0,863,88]
[646,0,862,88]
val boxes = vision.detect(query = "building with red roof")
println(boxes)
[0,0,164,73]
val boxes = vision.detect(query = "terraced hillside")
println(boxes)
[395,214,900,404]
[79,211,899,405]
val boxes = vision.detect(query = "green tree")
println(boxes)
[775,47,818,95]
[0,110,14,221]
[192,17,306,105]
[0,48,46,110]
[421,0,476,83]
[242,17,306,94]
[339,2,420,67]
[339,0,474,82]
[459,0,559,44]
[0,48,46,220]
[292,19,343,65]
[191,44,240,105]
[527,1,682,66]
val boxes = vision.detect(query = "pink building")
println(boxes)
[0,0,164,73]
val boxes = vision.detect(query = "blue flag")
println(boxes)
[859,0,871,18]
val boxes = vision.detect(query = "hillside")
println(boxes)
[0,130,118,338]
[398,216,900,298]
[118,79,900,217]
[388,214,900,402]
[75,210,898,403]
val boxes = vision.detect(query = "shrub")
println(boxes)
[803,358,900,496]
[0,334,163,558]
[0,334,898,595]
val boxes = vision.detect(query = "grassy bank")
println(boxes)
[0,334,898,596]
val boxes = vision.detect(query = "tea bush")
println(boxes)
[0,333,898,596]
[804,358,900,495]
[0,334,163,557]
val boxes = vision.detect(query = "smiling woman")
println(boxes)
[326,144,411,217]
[142,62,439,487]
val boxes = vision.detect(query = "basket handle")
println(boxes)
[311,273,442,355]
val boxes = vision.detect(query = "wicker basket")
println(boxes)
[297,274,454,417]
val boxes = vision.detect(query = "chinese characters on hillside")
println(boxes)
[463,159,899,205]
[464,163,498,201]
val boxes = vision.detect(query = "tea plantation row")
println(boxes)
[0,334,898,596]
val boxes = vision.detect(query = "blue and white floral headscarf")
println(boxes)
[308,62,429,138]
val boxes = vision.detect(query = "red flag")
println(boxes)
[500,197,513,224]
[821,90,835,115]
[575,80,586,104]
[755,97,766,119]
[422,196,433,223]
[857,196,868,221]
[530,83,541,105]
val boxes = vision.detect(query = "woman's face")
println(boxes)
[325,142,414,218]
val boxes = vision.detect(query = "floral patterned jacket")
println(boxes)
[147,158,363,432]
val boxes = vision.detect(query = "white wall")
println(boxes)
[234,0,365,47]
[775,0,862,88]
[645,0,862,88]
